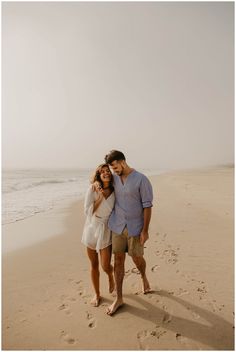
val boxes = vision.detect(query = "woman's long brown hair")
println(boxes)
[90,163,114,191]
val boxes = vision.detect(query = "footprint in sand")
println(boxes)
[131,267,140,275]
[71,280,90,303]
[137,329,150,349]
[58,303,68,311]
[175,288,189,296]
[58,304,72,316]
[154,328,167,339]
[186,306,201,319]
[159,246,178,264]
[179,275,209,300]
[58,300,72,316]
[168,291,174,295]
[86,311,96,329]
[176,332,189,346]
[162,312,172,324]
[192,311,200,319]
[60,330,77,345]
[151,265,160,272]
[207,300,225,313]
[197,286,207,296]
[124,269,132,278]
[166,251,178,264]
[137,327,167,349]
[75,280,85,296]
[137,330,151,350]
[189,280,208,301]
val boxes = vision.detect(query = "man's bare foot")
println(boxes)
[142,276,152,294]
[106,298,124,315]
[109,275,115,294]
[90,295,101,307]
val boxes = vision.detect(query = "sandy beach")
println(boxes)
[2,166,234,350]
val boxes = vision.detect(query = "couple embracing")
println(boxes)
[81,150,153,315]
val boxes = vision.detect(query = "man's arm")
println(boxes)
[140,207,152,245]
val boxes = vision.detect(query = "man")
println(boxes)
[104,150,153,315]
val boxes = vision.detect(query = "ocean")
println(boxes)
[2,168,161,225]
[2,169,92,225]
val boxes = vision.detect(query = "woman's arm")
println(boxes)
[92,192,103,214]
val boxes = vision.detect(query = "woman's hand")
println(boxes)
[92,181,103,193]
[92,182,104,213]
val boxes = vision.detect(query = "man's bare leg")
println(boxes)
[132,255,151,293]
[100,246,115,294]
[106,253,125,315]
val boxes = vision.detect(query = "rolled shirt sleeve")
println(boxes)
[140,175,153,208]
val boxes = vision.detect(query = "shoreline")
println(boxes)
[3,164,234,253]
[2,202,73,254]
[2,166,234,350]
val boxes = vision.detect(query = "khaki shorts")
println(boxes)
[112,227,144,257]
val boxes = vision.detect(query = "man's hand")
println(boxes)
[140,231,149,246]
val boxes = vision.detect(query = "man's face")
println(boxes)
[109,160,124,175]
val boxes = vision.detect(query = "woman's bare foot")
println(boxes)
[106,298,124,315]
[90,295,101,307]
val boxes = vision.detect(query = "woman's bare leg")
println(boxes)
[87,247,101,306]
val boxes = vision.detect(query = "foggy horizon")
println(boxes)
[2,2,234,170]
[3,161,234,173]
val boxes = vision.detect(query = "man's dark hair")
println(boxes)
[105,150,126,164]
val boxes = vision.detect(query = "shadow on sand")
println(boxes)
[116,290,234,350]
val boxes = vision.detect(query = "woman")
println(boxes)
[82,163,115,307]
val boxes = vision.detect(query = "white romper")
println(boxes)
[81,185,115,253]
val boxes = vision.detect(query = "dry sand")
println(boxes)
[2,166,234,350]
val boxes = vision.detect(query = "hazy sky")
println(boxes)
[2,2,234,170]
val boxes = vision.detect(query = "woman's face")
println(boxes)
[100,166,112,183]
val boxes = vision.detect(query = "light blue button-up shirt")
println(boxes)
[108,170,153,236]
